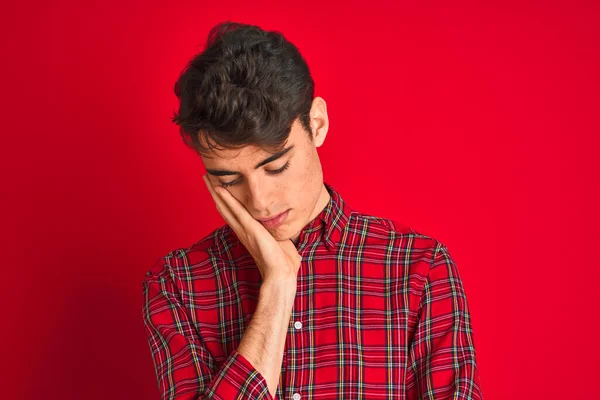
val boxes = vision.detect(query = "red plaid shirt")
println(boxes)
[142,182,483,399]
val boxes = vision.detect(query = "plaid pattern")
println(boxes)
[142,182,483,399]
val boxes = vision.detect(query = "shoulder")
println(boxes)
[143,224,237,283]
[347,210,444,262]
[348,210,438,243]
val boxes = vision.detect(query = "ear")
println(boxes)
[309,97,329,148]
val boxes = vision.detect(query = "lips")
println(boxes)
[258,210,289,228]
[257,211,286,221]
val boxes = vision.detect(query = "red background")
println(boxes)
[1,1,599,399]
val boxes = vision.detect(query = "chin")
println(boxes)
[268,223,299,242]
[269,228,292,241]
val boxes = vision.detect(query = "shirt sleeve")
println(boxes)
[409,242,484,399]
[142,256,274,400]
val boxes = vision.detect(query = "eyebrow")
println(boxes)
[206,144,295,176]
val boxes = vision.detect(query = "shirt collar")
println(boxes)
[296,181,353,251]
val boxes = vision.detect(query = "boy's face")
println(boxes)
[200,98,330,243]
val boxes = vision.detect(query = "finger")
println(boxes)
[203,174,235,221]
[211,182,258,228]
[203,174,242,231]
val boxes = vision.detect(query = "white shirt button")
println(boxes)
[294,321,302,330]
[292,393,301,400]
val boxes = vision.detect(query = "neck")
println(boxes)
[291,183,331,245]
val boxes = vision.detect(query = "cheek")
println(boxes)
[289,161,312,190]
[292,163,319,206]
[293,153,317,180]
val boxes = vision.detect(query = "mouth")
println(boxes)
[257,211,287,222]
[257,210,290,228]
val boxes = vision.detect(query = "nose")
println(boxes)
[245,178,270,215]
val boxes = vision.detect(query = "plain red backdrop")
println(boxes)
[1,1,598,399]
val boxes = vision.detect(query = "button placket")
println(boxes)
[288,259,306,400]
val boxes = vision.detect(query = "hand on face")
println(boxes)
[203,173,301,283]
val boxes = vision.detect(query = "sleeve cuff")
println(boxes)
[208,350,274,400]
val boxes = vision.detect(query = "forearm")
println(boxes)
[237,278,296,398]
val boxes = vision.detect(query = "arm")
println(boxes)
[237,278,296,398]
[409,242,484,399]
[142,256,284,400]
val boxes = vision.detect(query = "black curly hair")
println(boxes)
[171,21,315,156]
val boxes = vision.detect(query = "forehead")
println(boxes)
[199,119,304,163]
[199,139,289,163]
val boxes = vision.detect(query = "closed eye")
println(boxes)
[219,161,291,188]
